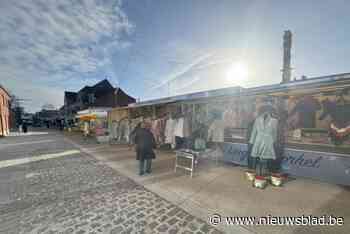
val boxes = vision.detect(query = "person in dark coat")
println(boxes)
[22,122,28,133]
[134,122,156,176]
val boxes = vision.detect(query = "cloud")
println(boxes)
[0,0,133,112]
[150,53,213,90]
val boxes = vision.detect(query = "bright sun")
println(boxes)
[225,62,249,84]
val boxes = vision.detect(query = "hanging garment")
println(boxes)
[164,118,176,144]
[150,120,158,141]
[118,119,130,142]
[174,117,184,137]
[111,121,119,139]
[183,117,191,138]
[289,96,321,128]
[223,109,240,128]
[158,118,167,144]
[208,119,225,142]
[150,119,164,144]
[249,112,278,160]
[194,138,206,151]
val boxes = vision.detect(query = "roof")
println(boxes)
[93,79,113,90]
[115,87,136,101]
[77,79,114,94]
[129,86,244,107]
[78,85,92,93]
[0,84,11,98]
[244,72,350,97]
[65,91,77,98]
[129,72,350,108]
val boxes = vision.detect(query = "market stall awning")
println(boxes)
[129,86,244,108]
[77,115,97,121]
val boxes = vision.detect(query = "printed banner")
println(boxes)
[222,142,350,186]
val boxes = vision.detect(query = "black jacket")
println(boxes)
[134,128,156,160]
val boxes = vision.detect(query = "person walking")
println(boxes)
[134,122,157,176]
[22,122,28,133]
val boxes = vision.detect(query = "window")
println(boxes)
[88,93,95,104]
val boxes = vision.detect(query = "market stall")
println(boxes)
[220,75,350,186]
[77,108,110,143]
[108,74,350,185]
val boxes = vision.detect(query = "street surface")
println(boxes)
[0,131,221,234]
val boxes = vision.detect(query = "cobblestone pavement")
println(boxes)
[0,133,221,234]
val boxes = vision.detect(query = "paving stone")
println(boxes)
[169,228,179,234]
[185,215,195,222]
[113,218,125,225]
[159,215,168,222]
[110,226,123,234]
[168,217,179,226]
[136,213,145,219]
[0,135,222,234]
[149,221,159,230]
[91,215,103,222]
[90,223,101,229]
[209,230,222,234]
[102,223,112,229]
[76,230,86,234]
[181,231,193,234]
[62,228,74,234]
[157,224,169,232]
[75,221,89,229]
[167,208,181,216]
[121,227,133,234]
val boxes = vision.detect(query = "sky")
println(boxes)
[1,0,349,112]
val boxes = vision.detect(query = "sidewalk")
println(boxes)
[64,132,350,234]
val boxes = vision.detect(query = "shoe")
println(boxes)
[139,172,144,176]
[145,171,151,174]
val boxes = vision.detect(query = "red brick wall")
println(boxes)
[0,87,11,136]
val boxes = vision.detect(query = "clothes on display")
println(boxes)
[194,138,206,151]
[151,118,167,145]
[117,118,130,142]
[223,108,240,128]
[246,119,255,170]
[110,121,118,139]
[289,96,321,129]
[208,119,225,142]
[173,117,191,138]
[164,118,176,147]
[175,136,186,149]
[329,123,350,145]
[249,112,278,160]
[110,117,130,143]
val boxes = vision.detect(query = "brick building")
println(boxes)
[0,85,11,136]
[63,79,135,122]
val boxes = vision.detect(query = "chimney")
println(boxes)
[282,30,292,83]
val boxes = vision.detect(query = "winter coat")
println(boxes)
[249,112,278,160]
[134,128,156,160]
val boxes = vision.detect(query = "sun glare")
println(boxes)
[225,62,249,85]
